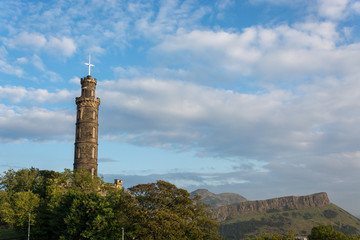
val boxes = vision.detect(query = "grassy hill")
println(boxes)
[219,203,360,239]
[192,190,360,240]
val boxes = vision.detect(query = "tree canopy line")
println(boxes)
[0,168,219,240]
[246,225,360,240]
[1,168,360,240]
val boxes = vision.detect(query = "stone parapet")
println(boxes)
[75,97,100,107]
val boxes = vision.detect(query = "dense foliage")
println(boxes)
[0,168,220,240]
[127,181,219,239]
[245,225,360,240]
[308,225,360,240]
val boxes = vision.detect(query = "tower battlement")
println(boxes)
[81,75,97,84]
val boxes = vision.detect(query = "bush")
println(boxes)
[323,209,338,219]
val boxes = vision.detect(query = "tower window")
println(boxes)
[91,90,94,97]
[76,127,79,138]
[78,109,83,120]
[92,147,95,158]
[93,111,96,119]
[77,147,81,158]
[92,127,96,138]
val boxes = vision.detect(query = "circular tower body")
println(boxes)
[74,75,100,176]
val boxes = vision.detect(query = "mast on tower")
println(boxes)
[84,55,94,76]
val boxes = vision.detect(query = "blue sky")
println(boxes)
[1,0,360,216]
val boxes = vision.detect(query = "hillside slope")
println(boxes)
[213,192,360,239]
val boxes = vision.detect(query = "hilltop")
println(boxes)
[192,190,360,239]
[191,189,247,208]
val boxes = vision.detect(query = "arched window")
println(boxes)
[93,111,96,120]
[92,127,96,138]
[92,147,95,158]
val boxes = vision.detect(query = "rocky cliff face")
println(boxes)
[213,192,330,222]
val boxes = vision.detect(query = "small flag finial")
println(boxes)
[84,54,94,76]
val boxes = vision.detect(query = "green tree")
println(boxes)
[54,191,124,240]
[246,228,360,240]
[0,168,42,193]
[247,232,296,240]
[32,169,126,240]
[1,169,220,240]
[0,190,40,229]
[127,180,220,240]
[308,224,360,240]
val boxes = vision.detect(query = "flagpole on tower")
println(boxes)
[84,54,94,76]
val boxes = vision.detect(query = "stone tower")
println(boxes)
[74,74,100,175]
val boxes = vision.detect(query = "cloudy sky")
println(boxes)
[1,0,360,216]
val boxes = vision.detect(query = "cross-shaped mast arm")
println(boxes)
[84,55,94,76]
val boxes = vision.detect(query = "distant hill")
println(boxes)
[191,189,247,208]
[193,190,360,240]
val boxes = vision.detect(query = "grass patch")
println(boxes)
[0,225,25,240]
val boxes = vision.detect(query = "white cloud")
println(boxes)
[133,0,211,39]
[0,104,74,142]
[0,59,24,77]
[28,89,73,103]
[151,22,360,80]
[0,46,8,58]
[216,0,235,10]
[4,32,76,57]
[112,66,143,78]
[0,0,213,58]
[0,85,75,104]
[97,76,360,165]
[317,0,350,20]
[249,0,306,5]
[0,46,24,77]
[16,57,28,64]
[69,76,80,84]
[5,32,47,50]
[88,45,106,55]
[32,54,45,71]
[249,0,359,22]
[47,36,76,57]
[42,70,63,83]
[0,86,27,103]
[351,1,360,12]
